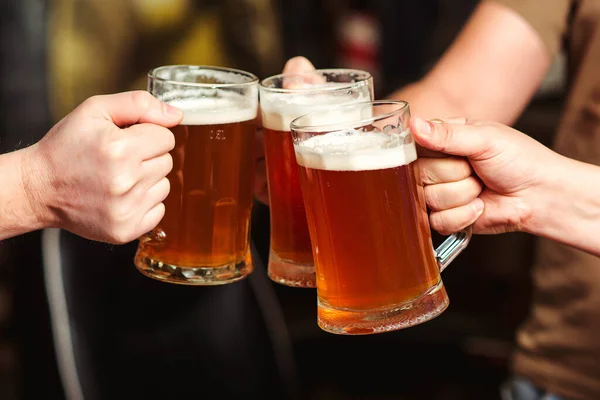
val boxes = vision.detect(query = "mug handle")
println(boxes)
[435,226,472,273]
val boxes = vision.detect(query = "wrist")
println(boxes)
[19,144,58,230]
[523,154,600,253]
[521,153,568,237]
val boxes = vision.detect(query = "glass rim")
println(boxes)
[148,65,259,88]
[259,68,373,93]
[290,100,410,133]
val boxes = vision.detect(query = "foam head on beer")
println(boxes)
[261,86,371,132]
[154,66,259,125]
[163,91,257,125]
[294,129,417,171]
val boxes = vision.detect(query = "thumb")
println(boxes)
[282,56,316,74]
[88,90,183,128]
[410,116,493,159]
[281,56,325,89]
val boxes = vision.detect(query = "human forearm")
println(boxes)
[525,156,600,257]
[0,146,53,240]
[386,1,551,125]
[387,80,472,121]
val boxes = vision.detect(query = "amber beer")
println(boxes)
[135,65,258,285]
[262,121,314,275]
[296,131,444,324]
[260,69,373,288]
[292,101,471,335]
[136,109,256,267]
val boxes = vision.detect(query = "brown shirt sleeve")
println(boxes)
[490,0,572,57]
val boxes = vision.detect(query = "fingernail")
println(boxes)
[413,117,431,136]
[471,198,484,217]
[163,103,183,120]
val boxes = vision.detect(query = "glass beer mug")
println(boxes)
[134,65,259,285]
[290,100,471,334]
[259,69,373,288]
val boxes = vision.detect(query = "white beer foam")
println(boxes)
[295,130,417,171]
[261,88,371,132]
[168,97,257,125]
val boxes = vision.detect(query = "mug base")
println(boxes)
[317,280,449,335]
[134,249,253,286]
[267,250,316,288]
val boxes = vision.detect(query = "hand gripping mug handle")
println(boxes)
[435,226,472,273]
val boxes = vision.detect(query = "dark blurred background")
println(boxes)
[0,0,565,399]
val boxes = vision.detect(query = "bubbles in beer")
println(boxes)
[295,129,417,171]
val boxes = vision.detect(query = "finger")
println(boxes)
[429,198,484,235]
[145,177,171,205]
[282,56,316,74]
[424,176,483,211]
[140,153,173,186]
[88,90,183,128]
[470,191,528,234]
[415,119,469,158]
[125,123,176,160]
[418,156,473,184]
[127,159,172,206]
[430,117,469,125]
[137,203,166,237]
[281,56,326,88]
[135,177,170,223]
[136,178,171,233]
[410,116,495,158]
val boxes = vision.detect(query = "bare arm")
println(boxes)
[526,157,600,258]
[410,117,600,258]
[0,147,50,240]
[0,91,181,244]
[389,1,553,124]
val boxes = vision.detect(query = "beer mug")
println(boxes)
[259,69,373,287]
[134,65,259,285]
[290,100,471,334]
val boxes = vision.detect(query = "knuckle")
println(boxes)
[430,212,453,236]
[100,212,133,244]
[108,201,135,226]
[423,167,439,185]
[429,213,443,234]
[108,174,135,196]
[418,159,436,184]
[430,119,454,152]
[138,204,165,235]
[131,90,153,112]
[458,158,473,178]
[469,176,484,195]
[100,134,128,162]
[424,186,441,211]
[108,226,135,245]
[439,121,454,152]
[82,95,103,109]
